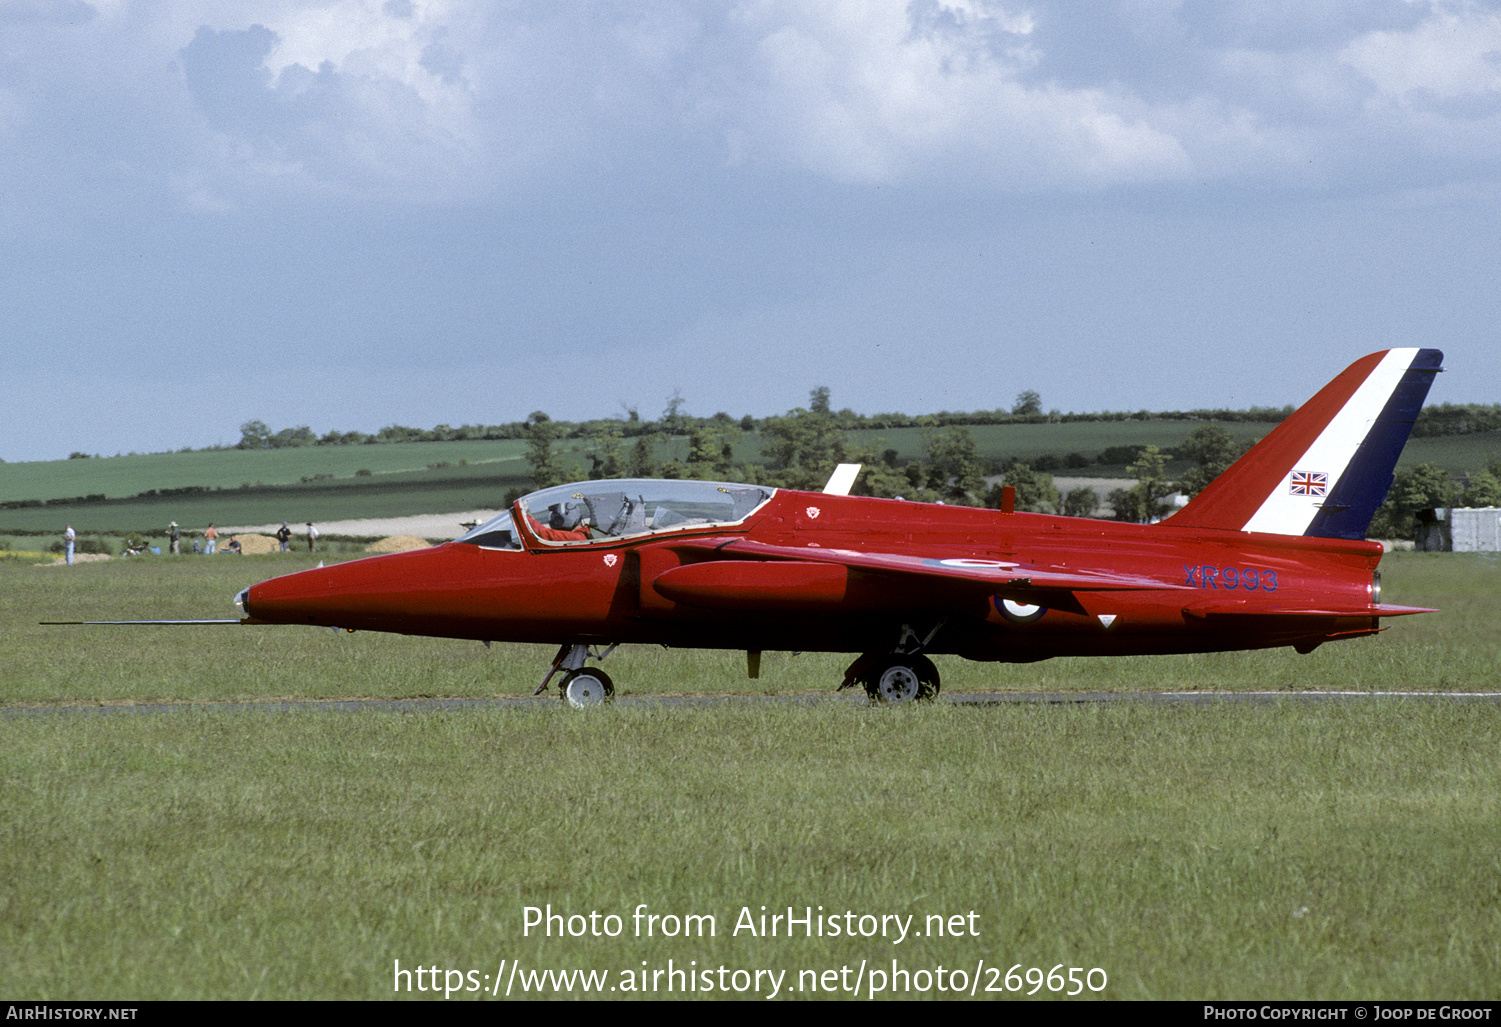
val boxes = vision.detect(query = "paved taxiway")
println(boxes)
[5,691,1500,717]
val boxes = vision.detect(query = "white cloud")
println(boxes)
[728,1,1192,186]
[1340,3,1501,100]
[5,0,1501,211]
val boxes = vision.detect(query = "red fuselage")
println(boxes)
[243,487,1390,663]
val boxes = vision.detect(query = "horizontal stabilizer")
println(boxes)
[1183,602,1436,620]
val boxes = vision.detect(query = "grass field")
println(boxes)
[1,553,1498,1000]
[0,440,531,502]
[0,468,530,538]
[0,455,533,536]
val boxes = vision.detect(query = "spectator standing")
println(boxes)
[276,522,291,552]
[305,522,318,553]
[204,523,218,555]
[64,524,75,565]
[168,521,181,555]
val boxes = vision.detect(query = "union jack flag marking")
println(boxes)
[1289,471,1328,497]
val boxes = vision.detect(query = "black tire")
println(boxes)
[911,654,941,699]
[865,657,932,703]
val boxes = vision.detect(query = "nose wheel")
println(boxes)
[535,643,620,708]
[560,668,615,708]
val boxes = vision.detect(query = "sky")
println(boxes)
[3,0,1500,464]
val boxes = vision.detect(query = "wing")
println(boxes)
[667,538,1188,594]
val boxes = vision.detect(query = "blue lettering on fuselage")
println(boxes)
[1181,565,1279,591]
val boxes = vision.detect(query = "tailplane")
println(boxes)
[1165,348,1443,539]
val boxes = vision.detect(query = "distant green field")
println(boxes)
[0,439,529,502]
[851,423,1501,478]
[1402,431,1501,475]
[0,421,1280,507]
[0,464,530,536]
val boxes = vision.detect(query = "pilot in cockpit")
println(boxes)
[526,501,593,543]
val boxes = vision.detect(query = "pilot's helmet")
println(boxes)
[548,503,584,530]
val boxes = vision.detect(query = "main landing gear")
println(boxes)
[536,643,618,709]
[535,624,945,707]
[839,622,944,704]
[841,653,941,703]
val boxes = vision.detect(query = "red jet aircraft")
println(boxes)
[233,348,1442,706]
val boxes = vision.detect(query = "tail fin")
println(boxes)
[1165,348,1443,539]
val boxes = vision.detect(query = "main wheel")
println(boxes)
[867,659,918,703]
[865,656,939,703]
[911,654,941,698]
[561,668,614,709]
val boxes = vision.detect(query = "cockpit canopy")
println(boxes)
[453,479,775,550]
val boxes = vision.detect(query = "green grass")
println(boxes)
[1,703,1497,999]
[1,553,1497,1000]
[0,463,531,536]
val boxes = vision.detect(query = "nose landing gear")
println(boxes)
[560,668,615,708]
[536,642,619,708]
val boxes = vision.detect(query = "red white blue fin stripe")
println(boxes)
[1167,348,1443,539]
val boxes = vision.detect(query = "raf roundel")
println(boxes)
[995,597,1047,625]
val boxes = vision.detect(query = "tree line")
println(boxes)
[524,396,1501,541]
[233,383,1310,453]
[234,401,1501,454]
[518,392,1262,515]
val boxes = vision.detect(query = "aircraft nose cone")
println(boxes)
[245,554,403,626]
[240,545,471,633]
